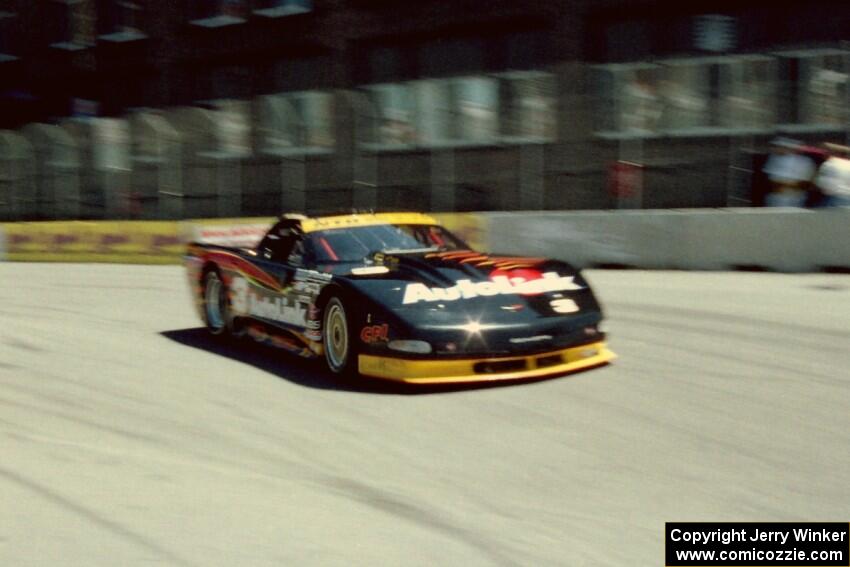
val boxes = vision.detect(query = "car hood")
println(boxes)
[332,251,604,355]
[335,250,602,323]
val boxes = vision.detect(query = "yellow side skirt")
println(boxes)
[358,341,615,384]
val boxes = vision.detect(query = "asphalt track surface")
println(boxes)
[1,264,849,566]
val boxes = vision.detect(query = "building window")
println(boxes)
[48,0,96,51]
[209,100,252,157]
[97,1,145,42]
[260,91,334,153]
[594,63,662,135]
[363,78,499,148]
[595,55,776,136]
[253,0,312,18]
[452,77,499,143]
[498,71,556,141]
[414,78,499,145]
[790,49,849,129]
[656,59,711,131]
[717,55,775,129]
[189,0,247,28]
[413,80,452,144]
[365,83,417,146]
[93,117,131,170]
[0,10,18,62]
[362,73,557,148]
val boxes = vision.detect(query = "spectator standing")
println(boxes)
[762,138,816,207]
[814,143,850,207]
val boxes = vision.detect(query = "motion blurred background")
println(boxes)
[0,0,848,220]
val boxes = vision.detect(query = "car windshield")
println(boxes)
[308,224,468,263]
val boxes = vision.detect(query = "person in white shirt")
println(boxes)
[815,143,850,207]
[762,138,816,207]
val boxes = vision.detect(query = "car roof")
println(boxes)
[285,212,440,233]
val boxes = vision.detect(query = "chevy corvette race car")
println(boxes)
[185,212,614,384]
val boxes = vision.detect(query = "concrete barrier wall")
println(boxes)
[1,209,848,272]
[483,208,850,272]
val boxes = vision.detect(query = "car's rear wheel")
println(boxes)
[323,296,357,376]
[203,270,229,336]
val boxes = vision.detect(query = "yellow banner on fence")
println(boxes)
[0,221,184,264]
[0,214,489,264]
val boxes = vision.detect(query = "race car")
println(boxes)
[185,212,614,384]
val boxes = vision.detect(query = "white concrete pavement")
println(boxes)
[0,264,848,566]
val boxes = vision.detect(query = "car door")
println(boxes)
[246,221,309,331]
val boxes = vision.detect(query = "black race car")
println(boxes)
[185,212,614,384]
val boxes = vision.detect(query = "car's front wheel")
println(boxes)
[322,296,357,376]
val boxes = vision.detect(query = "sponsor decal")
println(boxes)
[360,324,389,343]
[304,304,322,341]
[401,272,583,305]
[350,266,390,276]
[550,298,579,314]
[509,335,553,344]
[208,252,279,291]
[292,280,321,295]
[295,268,332,282]
[232,276,306,326]
[292,269,332,295]
[192,223,272,248]
[301,212,437,233]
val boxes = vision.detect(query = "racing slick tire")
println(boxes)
[322,295,358,377]
[203,269,231,337]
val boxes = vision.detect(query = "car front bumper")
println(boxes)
[358,341,615,384]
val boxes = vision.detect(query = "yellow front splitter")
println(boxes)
[358,341,615,384]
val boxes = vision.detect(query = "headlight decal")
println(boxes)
[387,340,433,354]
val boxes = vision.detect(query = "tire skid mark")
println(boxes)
[0,380,94,412]
[317,475,523,567]
[0,395,167,447]
[4,416,513,565]
[0,465,195,567]
[4,337,47,353]
[7,366,158,409]
[14,404,525,567]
